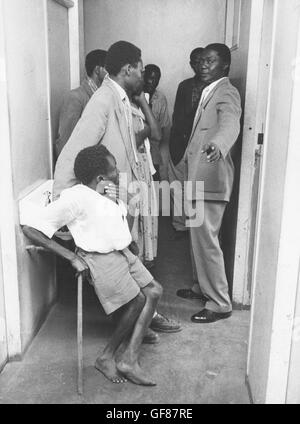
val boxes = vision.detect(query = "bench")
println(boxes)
[19,180,84,395]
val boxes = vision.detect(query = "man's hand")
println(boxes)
[104,183,133,204]
[201,143,221,163]
[132,91,147,106]
[70,255,89,280]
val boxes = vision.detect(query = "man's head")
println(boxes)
[144,64,161,97]
[85,49,107,87]
[190,47,204,78]
[105,40,144,94]
[200,43,231,84]
[74,145,119,187]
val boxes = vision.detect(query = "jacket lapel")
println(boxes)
[188,78,228,143]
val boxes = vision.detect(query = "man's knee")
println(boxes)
[133,292,146,311]
[145,280,163,301]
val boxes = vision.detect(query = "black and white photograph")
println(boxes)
[0,0,299,406]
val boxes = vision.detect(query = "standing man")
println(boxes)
[53,40,181,334]
[177,43,242,323]
[55,49,107,158]
[143,64,170,181]
[168,48,206,238]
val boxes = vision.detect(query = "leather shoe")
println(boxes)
[191,309,232,324]
[150,313,182,333]
[177,288,208,303]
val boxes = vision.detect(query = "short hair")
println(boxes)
[205,43,231,74]
[144,64,161,80]
[85,49,107,77]
[190,47,204,61]
[74,144,113,185]
[105,41,141,76]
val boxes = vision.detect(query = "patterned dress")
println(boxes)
[131,103,158,263]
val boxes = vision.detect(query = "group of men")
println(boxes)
[23,40,241,386]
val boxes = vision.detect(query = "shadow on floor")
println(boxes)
[0,217,250,404]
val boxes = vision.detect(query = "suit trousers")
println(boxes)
[168,157,188,232]
[190,200,232,313]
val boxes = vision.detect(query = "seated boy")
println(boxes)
[22,144,163,386]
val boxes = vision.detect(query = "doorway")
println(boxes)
[83,0,255,306]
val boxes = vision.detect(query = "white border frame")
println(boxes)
[233,0,266,306]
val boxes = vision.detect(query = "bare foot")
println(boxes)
[95,357,127,384]
[117,360,156,386]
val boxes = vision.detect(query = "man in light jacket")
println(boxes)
[53,40,182,335]
[177,43,242,323]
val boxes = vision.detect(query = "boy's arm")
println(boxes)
[22,225,89,279]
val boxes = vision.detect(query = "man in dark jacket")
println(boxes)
[168,48,205,237]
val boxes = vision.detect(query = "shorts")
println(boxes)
[77,247,153,315]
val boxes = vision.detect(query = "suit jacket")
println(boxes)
[185,77,241,202]
[53,77,140,200]
[170,77,205,166]
[55,79,93,157]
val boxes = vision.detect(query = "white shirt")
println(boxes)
[23,185,132,253]
[107,76,138,162]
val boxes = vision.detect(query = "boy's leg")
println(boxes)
[117,279,162,386]
[95,292,145,383]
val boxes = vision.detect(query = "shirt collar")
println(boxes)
[107,75,127,102]
[204,77,228,93]
[86,77,98,94]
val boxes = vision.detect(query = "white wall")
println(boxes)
[2,0,56,353]
[83,0,226,116]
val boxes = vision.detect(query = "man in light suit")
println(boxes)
[55,49,107,158]
[53,40,181,335]
[177,43,242,323]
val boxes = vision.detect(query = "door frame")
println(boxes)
[233,0,272,307]
[0,0,22,359]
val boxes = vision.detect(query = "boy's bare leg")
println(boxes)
[95,292,145,383]
[117,280,162,386]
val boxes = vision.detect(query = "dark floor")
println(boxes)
[0,217,250,404]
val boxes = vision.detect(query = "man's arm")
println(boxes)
[22,226,89,278]
[158,94,171,177]
[53,92,109,199]
[203,87,242,161]
[134,92,162,141]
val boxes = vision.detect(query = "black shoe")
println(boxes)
[191,309,232,324]
[176,288,208,303]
